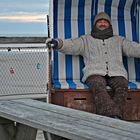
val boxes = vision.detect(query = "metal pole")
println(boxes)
[46,15,53,103]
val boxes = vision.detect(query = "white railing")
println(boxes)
[0,37,48,100]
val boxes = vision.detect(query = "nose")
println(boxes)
[98,21,109,26]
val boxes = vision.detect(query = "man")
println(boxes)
[46,12,140,119]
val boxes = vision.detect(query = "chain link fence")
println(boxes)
[0,43,48,99]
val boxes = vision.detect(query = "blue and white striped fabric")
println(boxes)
[49,0,140,90]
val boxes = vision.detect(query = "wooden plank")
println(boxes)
[0,100,107,140]
[36,130,45,140]
[0,37,47,44]
[6,100,140,139]
[0,100,139,140]
[13,99,140,133]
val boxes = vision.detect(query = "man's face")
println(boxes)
[96,19,110,31]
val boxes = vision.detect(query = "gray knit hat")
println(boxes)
[94,12,111,25]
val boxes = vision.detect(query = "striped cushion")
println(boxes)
[50,0,140,89]
[53,80,140,90]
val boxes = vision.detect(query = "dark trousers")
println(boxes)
[86,75,128,118]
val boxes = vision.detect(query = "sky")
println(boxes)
[0,0,49,36]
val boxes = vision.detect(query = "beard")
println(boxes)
[91,25,113,40]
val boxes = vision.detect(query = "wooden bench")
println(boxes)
[0,99,140,140]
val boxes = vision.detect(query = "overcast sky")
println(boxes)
[0,0,49,36]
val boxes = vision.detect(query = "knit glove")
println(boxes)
[46,38,59,49]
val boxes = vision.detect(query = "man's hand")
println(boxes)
[46,38,59,49]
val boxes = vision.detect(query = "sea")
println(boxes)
[0,34,47,37]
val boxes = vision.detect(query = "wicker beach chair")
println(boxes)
[48,0,140,120]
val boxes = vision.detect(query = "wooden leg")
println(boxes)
[15,123,37,140]
[43,131,70,140]
[43,132,52,140]
[50,134,70,140]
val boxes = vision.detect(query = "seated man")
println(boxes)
[46,12,140,119]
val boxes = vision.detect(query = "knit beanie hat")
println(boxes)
[93,12,111,25]
[91,12,113,40]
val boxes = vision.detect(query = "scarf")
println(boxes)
[91,25,113,40]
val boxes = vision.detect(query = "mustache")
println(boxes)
[99,25,108,27]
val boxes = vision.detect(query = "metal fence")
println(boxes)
[0,42,48,100]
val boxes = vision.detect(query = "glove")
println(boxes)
[46,38,58,49]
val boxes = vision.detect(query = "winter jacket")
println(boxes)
[59,35,140,82]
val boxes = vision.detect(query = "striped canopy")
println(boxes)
[49,0,140,89]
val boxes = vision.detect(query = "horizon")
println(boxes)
[0,34,48,37]
[0,0,49,36]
